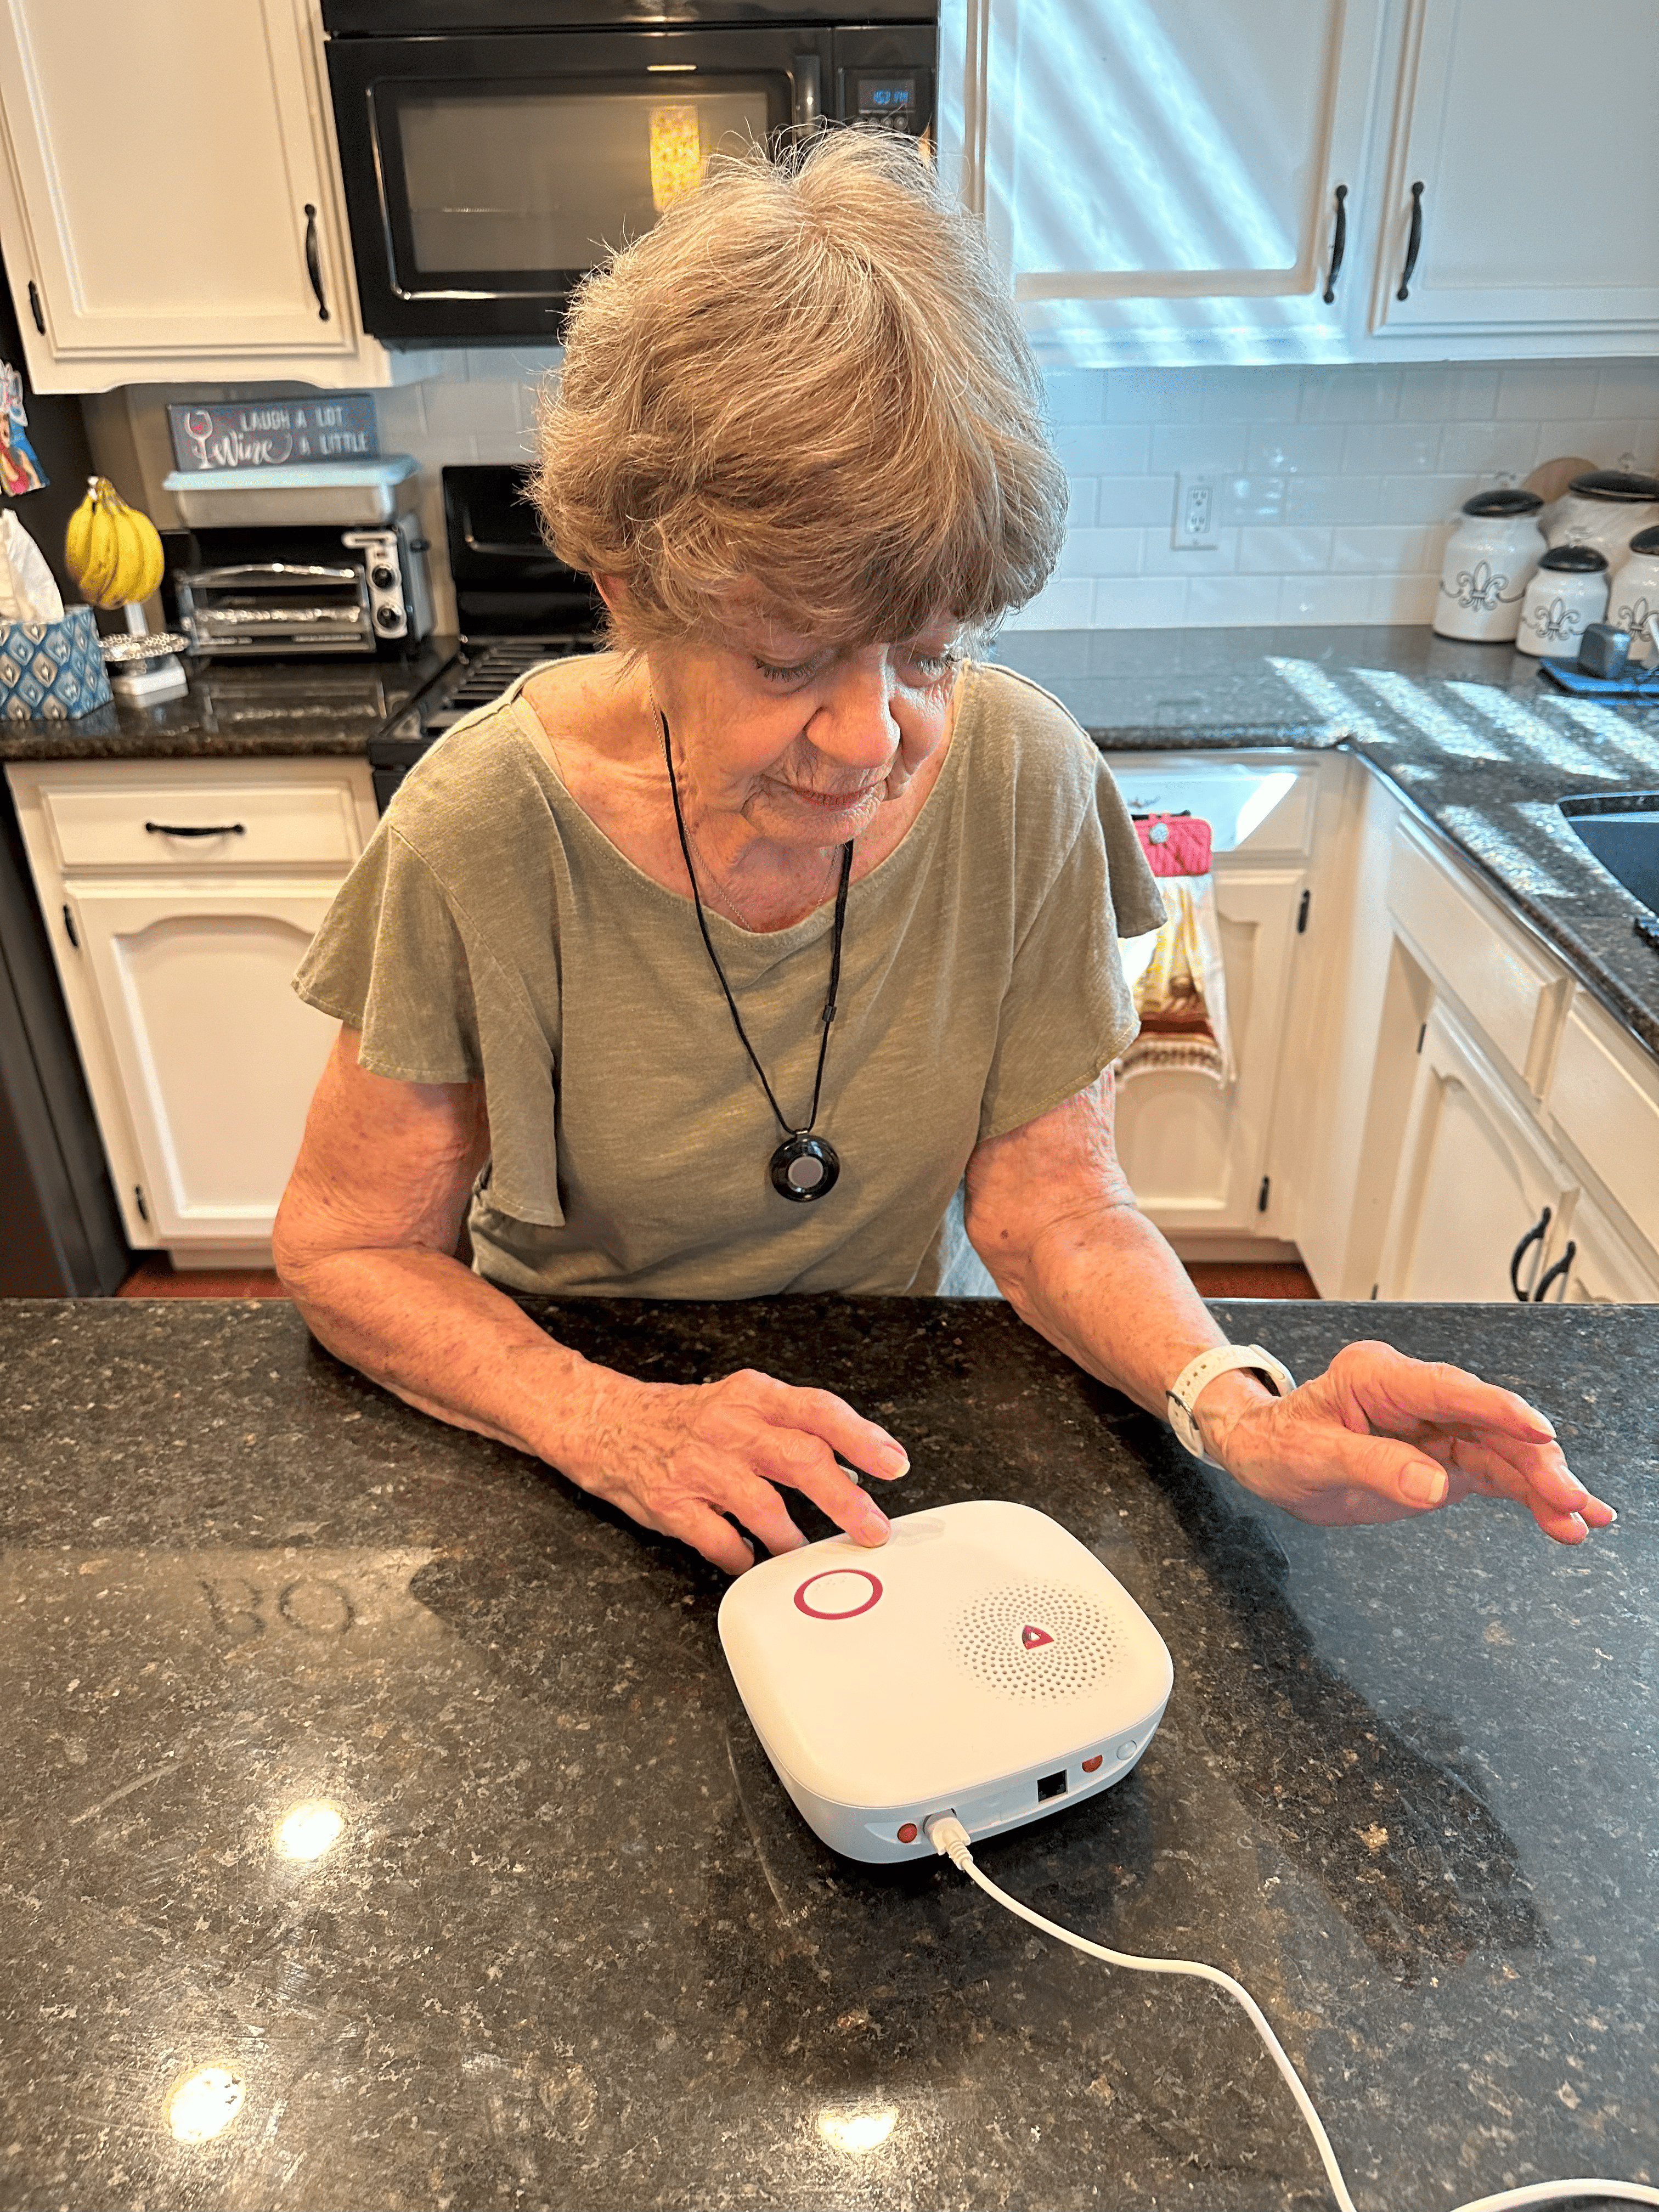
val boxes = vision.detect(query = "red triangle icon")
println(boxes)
[1021,1624,1054,1650]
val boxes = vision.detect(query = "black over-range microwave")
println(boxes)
[322,1,937,342]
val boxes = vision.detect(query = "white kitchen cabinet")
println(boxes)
[0,0,390,393]
[943,0,1386,364]
[6,758,376,1265]
[1367,0,1659,352]
[1374,1003,1580,1301]
[67,884,342,1254]
[940,0,1659,364]
[1105,754,1321,1256]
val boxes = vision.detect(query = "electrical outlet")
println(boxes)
[1172,472,1217,550]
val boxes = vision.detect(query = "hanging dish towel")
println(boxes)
[1116,814,1234,1086]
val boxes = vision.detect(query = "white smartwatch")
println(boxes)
[1166,1344,1297,1465]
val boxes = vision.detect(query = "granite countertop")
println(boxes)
[0,639,458,763]
[2,1292,1654,2211]
[997,624,1659,1058]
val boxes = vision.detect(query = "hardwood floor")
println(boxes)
[114,1256,1320,1301]
[116,1255,289,1299]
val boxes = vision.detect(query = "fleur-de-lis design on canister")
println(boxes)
[1449,559,1512,612]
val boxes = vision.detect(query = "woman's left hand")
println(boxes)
[1201,1340,1615,1545]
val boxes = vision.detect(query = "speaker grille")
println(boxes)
[953,1582,1120,1702]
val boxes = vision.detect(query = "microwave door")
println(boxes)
[329,31,810,341]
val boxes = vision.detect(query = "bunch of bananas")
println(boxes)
[64,476,165,610]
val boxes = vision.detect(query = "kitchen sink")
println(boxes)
[1559,794,1659,912]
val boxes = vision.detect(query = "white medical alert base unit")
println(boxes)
[719,1500,1173,1864]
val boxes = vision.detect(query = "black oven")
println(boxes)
[322,2,936,343]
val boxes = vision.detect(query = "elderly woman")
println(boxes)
[274,131,1610,1574]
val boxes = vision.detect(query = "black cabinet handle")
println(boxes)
[303,204,330,322]
[1533,1242,1577,1303]
[145,820,245,838]
[1322,184,1347,304]
[61,902,78,949]
[1508,1204,1550,1301]
[26,278,44,334]
[1396,179,1424,301]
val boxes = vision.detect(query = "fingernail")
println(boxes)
[862,1511,890,1544]
[1402,1466,1447,1507]
[1531,1419,1558,1441]
[878,1443,910,1476]
[1605,1505,1619,1522]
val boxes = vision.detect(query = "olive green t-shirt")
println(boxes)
[292,659,1166,1297]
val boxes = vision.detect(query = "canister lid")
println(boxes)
[1462,488,1543,517]
[1567,469,1659,503]
[1627,524,1659,556]
[1539,543,1609,572]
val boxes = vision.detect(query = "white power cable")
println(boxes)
[924,1813,1659,2212]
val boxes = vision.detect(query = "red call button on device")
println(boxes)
[896,1822,918,1843]
[793,1568,883,1620]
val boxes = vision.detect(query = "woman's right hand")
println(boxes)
[555,1363,910,1573]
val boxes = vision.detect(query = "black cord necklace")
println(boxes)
[662,713,851,1203]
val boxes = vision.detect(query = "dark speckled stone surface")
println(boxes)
[996,624,1659,1058]
[1,1293,1654,2211]
[0,642,456,763]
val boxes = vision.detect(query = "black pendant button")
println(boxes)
[770,1133,840,1203]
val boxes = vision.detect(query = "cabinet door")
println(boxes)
[0,0,365,385]
[1115,865,1305,1235]
[946,0,1385,361]
[69,883,340,1250]
[1368,0,1659,345]
[1376,1003,1578,1301]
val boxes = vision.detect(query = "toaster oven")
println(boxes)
[163,514,436,659]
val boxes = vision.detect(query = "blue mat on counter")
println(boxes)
[1539,657,1659,698]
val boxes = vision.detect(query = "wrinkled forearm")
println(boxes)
[979,1196,1269,1453]
[276,1236,600,1462]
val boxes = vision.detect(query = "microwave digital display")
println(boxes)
[854,74,918,125]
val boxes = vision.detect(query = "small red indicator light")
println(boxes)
[1081,1754,1104,1773]
[897,1822,918,1843]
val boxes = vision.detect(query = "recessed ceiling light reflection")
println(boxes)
[272,1799,343,1860]
[167,2064,245,2144]
[817,2104,897,2155]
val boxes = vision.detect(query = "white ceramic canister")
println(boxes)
[1608,524,1659,663]
[1543,469,1659,567]
[1434,487,1546,641]
[1515,544,1610,658]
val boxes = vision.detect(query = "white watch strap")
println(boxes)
[1166,1343,1297,1464]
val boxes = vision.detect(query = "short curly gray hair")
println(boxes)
[531,127,1066,651]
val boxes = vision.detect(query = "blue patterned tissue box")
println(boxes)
[0,603,112,718]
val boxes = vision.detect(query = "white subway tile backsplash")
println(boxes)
[1056,526,1144,578]
[1297,366,1401,422]
[1104,369,1203,424]
[1098,475,1184,528]
[1050,421,1153,474]
[1395,365,1500,421]
[1239,525,1333,574]
[1341,421,1440,475]
[1149,422,1247,475]
[1277,574,1373,624]
[1199,366,1304,422]
[423,377,521,437]
[1187,573,1281,625]
[353,347,1653,634]
[1284,473,1383,525]
[1375,474,1469,525]
[1244,421,1346,475]
[1044,369,1107,424]
[1331,524,1440,574]
[1435,418,1537,477]
[1144,527,1239,577]
[1090,577,1190,627]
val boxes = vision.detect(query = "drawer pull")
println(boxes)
[1533,1242,1577,1304]
[1508,1204,1550,1301]
[145,820,246,839]
[1395,179,1424,301]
